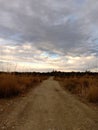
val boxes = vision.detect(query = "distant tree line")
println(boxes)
[0,71,98,77]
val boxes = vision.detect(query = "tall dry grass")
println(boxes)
[55,76,98,103]
[0,73,47,98]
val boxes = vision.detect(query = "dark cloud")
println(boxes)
[0,0,98,71]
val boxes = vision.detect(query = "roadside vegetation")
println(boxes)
[54,72,98,103]
[0,72,48,98]
[0,71,98,103]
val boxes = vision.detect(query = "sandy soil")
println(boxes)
[0,77,98,130]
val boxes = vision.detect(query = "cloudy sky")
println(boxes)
[0,0,98,72]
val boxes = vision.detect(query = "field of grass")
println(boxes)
[54,74,98,103]
[0,71,98,102]
[0,73,48,98]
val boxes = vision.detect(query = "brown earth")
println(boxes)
[0,77,98,130]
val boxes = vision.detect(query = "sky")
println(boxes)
[0,0,98,72]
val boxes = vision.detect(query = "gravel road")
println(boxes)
[0,77,98,130]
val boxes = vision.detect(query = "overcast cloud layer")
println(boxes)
[0,0,98,72]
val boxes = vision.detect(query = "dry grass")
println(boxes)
[55,76,98,103]
[0,74,22,98]
[0,73,47,98]
[88,85,98,103]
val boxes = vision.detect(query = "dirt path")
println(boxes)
[0,77,98,130]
